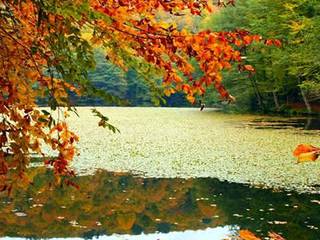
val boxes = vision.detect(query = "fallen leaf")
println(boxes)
[293,144,318,156]
[293,144,320,163]
[296,151,319,163]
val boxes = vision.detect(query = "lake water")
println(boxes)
[1,107,320,239]
[0,169,320,239]
[66,107,320,192]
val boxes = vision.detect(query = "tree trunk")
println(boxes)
[301,88,312,114]
[272,91,280,111]
[250,77,264,110]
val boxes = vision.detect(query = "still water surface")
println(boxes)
[1,169,320,239]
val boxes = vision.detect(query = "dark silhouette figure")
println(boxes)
[199,100,205,111]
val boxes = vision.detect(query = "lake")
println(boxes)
[1,169,320,239]
[1,107,320,239]
[67,107,320,192]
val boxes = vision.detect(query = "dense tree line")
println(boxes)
[79,1,320,113]
[201,0,320,114]
[75,50,192,107]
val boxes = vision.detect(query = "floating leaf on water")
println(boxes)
[293,144,320,163]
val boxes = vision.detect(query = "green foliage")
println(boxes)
[201,0,320,114]
[91,108,120,133]
[73,49,127,106]
[76,49,191,107]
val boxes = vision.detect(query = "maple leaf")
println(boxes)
[293,144,320,163]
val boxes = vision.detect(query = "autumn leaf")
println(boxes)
[293,144,319,156]
[265,39,282,47]
[186,94,196,103]
[239,229,261,240]
[296,152,319,163]
[244,65,255,72]
[164,88,175,97]
[265,39,274,46]
[273,39,282,47]
[293,144,320,163]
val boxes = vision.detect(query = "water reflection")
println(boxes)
[247,117,320,130]
[0,227,235,240]
[0,168,320,239]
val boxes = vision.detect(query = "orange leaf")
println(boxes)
[244,65,255,72]
[164,88,175,97]
[273,39,282,47]
[252,35,262,42]
[265,39,274,46]
[296,151,319,163]
[293,144,318,156]
[243,36,252,45]
[239,230,261,240]
[182,84,191,94]
[186,95,195,103]
[235,39,242,46]
[293,144,320,163]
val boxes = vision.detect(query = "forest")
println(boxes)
[0,1,320,240]
[80,0,320,114]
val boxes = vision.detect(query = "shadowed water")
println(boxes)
[1,168,320,239]
[247,117,320,130]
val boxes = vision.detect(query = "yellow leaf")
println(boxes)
[293,144,320,163]
[186,95,195,103]
[297,151,319,163]
[164,88,172,97]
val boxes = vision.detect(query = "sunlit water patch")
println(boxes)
[0,227,234,240]
[0,169,319,239]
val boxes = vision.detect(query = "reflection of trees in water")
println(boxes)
[201,180,320,240]
[0,168,225,238]
[248,117,320,130]
[0,168,319,239]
